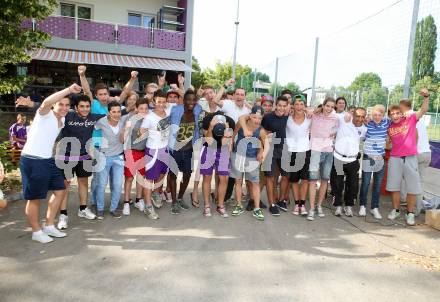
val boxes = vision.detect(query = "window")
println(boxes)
[128,12,153,27]
[60,2,92,19]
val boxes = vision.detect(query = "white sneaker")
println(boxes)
[57,214,69,230]
[359,206,366,217]
[134,199,145,212]
[32,230,53,243]
[123,203,130,216]
[370,208,382,219]
[307,209,315,221]
[334,206,342,216]
[344,206,353,217]
[317,205,325,217]
[406,213,415,226]
[387,209,401,220]
[144,205,159,220]
[78,207,96,220]
[43,225,67,238]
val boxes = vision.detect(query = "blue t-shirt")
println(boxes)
[363,118,391,156]
[91,99,108,147]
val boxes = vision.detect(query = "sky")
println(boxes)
[192,0,440,89]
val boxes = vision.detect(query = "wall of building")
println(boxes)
[54,0,178,25]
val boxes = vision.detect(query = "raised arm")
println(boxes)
[78,65,93,101]
[214,78,235,108]
[119,71,138,102]
[15,96,40,112]
[157,72,166,90]
[237,114,253,137]
[39,83,81,115]
[177,73,185,96]
[416,88,430,120]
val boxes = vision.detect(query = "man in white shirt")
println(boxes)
[20,84,81,243]
[332,107,367,217]
[214,79,251,123]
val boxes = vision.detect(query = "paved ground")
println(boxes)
[1,182,439,302]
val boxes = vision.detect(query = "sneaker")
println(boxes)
[162,191,172,203]
[78,207,96,220]
[276,200,288,212]
[122,203,130,216]
[387,209,400,221]
[253,208,264,220]
[177,199,190,210]
[57,214,69,230]
[110,210,122,218]
[406,212,415,226]
[307,209,315,221]
[259,201,267,209]
[43,225,67,238]
[317,206,325,217]
[151,192,163,209]
[97,211,104,220]
[370,208,382,219]
[203,207,212,217]
[134,199,145,212]
[171,202,181,215]
[269,205,280,216]
[232,204,244,216]
[144,206,159,220]
[217,206,229,218]
[359,205,367,217]
[32,230,53,243]
[344,206,353,217]
[292,204,300,215]
[246,199,254,211]
[334,206,342,217]
[299,205,308,216]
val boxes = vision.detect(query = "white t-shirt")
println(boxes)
[141,111,171,149]
[221,99,250,122]
[416,118,431,153]
[333,113,363,162]
[22,110,64,159]
[285,115,311,152]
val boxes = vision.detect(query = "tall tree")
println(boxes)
[0,0,57,94]
[348,72,382,92]
[412,15,437,86]
[191,56,206,89]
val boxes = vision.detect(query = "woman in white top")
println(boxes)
[285,97,311,216]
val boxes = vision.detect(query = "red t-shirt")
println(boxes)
[388,113,418,157]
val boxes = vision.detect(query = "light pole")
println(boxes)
[232,0,240,81]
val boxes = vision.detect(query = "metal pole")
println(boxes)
[403,0,420,98]
[253,68,257,98]
[273,57,279,98]
[311,37,319,106]
[231,0,240,80]
[386,88,391,114]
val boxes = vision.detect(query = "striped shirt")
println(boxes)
[363,118,391,156]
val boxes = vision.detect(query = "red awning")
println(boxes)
[28,48,192,72]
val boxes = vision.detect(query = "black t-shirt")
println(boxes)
[60,111,106,156]
[261,112,288,158]
[202,111,235,149]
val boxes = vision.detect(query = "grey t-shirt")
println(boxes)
[95,117,124,156]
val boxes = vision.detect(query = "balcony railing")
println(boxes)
[22,15,186,51]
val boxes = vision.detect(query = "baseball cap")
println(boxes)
[293,94,306,102]
[250,105,264,115]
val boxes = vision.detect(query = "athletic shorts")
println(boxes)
[170,148,193,174]
[124,149,146,177]
[289,150,311,183]
[20,155,65,200]
[386,155,422,194]
[145,147,169,181]
[199,146,230,176]
[263,157,289,177]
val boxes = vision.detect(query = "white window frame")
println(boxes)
[127,11,154,28]
[59,1,93,20]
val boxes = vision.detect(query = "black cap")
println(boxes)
[213,123,226,137]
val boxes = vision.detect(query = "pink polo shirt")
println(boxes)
[310,113,339,152]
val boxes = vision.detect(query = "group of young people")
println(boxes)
[16,65,432,244]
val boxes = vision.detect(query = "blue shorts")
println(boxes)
[309,151,333,181]
[20,155,65,200]
[170,148,193,174]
